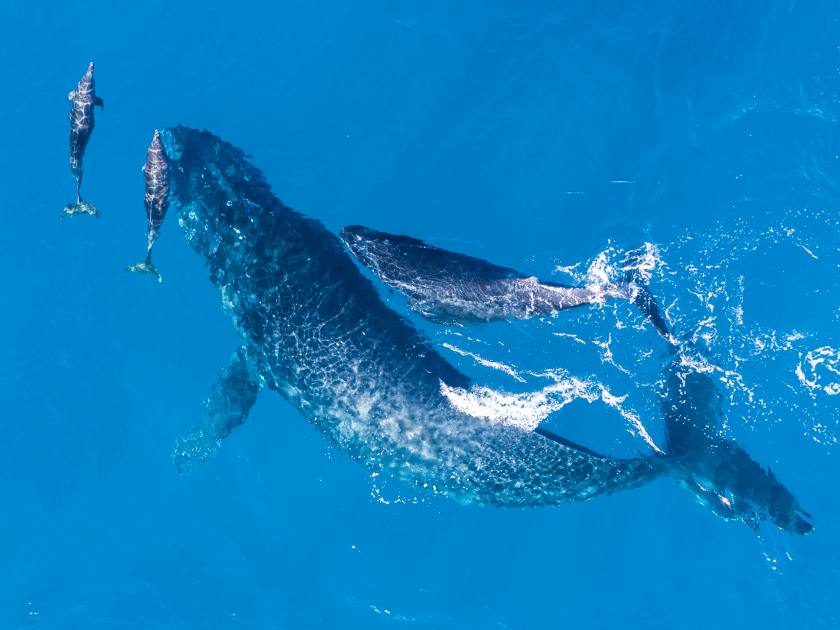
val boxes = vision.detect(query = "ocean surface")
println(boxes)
[2,1,839,628]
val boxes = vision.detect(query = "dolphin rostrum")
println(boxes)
[64,62,103,218]
[144,126,809,533]
[126,130,170,282]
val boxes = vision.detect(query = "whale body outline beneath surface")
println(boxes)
[154,126,811,533]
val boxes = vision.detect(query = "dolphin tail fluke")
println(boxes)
[62,199,100,218]
[125,255,162,283]
[173,347,262,473]
[63,176,99,218]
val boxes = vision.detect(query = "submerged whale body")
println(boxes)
[662,360,813,534]
[155,126,811,533]
[341,224,672,340]
[163,126,659,506]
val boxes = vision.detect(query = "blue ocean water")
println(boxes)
[2,1,839,628]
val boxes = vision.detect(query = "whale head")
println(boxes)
[159,125,304,290]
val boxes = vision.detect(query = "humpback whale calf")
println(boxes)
[340,225,672,340]
[64,62,103,218]
[127,130,170,282]
[148,126,810,533]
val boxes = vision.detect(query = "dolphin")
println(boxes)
[126,130,170,282]
[64,62,103,218]
[149,126,811,533]
[340,225,673,341]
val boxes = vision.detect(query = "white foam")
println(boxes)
[440,367,664,453]
[442,342,525,382]
[796,346,840,396]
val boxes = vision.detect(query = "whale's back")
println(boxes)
[164,125,666,507]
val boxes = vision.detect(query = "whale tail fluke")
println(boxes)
[126,256,162,283]
[617,247,675,345]
[660,358,814,535]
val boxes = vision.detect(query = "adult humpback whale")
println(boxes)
[162,125,659,507]
[340,225,672,341]
[154,126,810,532]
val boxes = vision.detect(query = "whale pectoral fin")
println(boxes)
[172,346,262,473]
[94,96,104,109]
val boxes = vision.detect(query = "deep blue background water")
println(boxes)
[2,1,839,628]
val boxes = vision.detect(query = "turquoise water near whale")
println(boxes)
[2,0,839,628]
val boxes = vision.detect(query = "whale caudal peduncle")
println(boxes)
[63,62,103,218]
[126,130,170,282]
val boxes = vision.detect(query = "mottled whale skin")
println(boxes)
[64,62,103,218]
[163,126,661,507]
[341,225,672,340]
